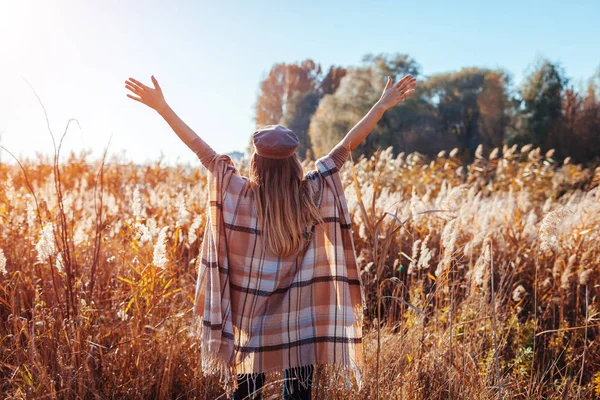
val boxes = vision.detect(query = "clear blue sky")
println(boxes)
[1,0,598,164]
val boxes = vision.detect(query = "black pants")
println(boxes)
[231,365,314,400]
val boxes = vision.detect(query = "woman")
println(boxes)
[125,74,416,399]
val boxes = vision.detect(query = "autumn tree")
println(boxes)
[254,60,322,127]
[250,61,347,159]
[477,71,511,151]
[570,67,600,163]
[547,82,600,162]
[252,56,598,164]
[320,66,347,95]
[577,83,600,162]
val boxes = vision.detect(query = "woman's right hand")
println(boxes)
[125,75,168,114]
[377,74,417,111]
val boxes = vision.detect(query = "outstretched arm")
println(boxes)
[125,76,218,167]
[337,74,416,152]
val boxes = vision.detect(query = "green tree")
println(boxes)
[309,54,423,158]
[279,90,321,159]
[308,66,383,157]
[420,68,485,154]
[512,59,567,149]
[402,67,513,158]
[377,89,454,157]
[362,53,420,80]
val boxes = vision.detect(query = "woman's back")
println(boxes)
[194,143,364,386]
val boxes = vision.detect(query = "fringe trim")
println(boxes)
[262,362,362,395]
[190,317,363,396]
[240,372,264,400]
[199,348,237,398]
[281,364,314,396]
[195,356,363,397]
[189,318,236,397]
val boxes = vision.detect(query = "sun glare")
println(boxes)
[0,1,65,73]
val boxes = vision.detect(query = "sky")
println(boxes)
[1,0,599,165]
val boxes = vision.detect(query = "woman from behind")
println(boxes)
[125,73,416,399]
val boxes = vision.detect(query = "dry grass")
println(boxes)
[1,143,599,399]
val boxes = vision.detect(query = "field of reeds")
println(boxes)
[1,141,599,399]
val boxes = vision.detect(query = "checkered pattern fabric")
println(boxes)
[192,150,364,391]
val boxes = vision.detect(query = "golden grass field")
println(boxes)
[1,144,599,399]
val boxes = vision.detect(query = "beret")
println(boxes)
[252,125,299,159]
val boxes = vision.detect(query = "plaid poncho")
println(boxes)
[190,143,364,391]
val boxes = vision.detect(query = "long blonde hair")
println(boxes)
[249,153,324,257]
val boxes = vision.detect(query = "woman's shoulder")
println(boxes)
[206,155,251,198]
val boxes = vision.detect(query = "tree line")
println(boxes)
[250,54,600,165]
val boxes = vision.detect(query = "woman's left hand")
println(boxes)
[125,75,168,114]
[377,75,417,111]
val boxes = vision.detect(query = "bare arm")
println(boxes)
[124,76,217,167]
[338,75,416,151]
[157,105,218,167]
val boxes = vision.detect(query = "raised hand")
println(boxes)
[377,75,417,111]
[125,76,168,113]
